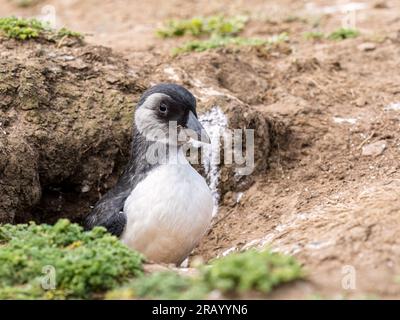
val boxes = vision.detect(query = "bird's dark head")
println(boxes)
[134,83,210,144]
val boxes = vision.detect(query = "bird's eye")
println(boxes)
[159,103,167,114]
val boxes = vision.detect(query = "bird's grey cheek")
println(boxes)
[135,107,168,141]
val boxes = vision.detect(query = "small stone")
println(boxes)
[81,185,91,193]
[60,54,75,61]
[357,42,376,52]
[362,140,387,156]
[106,76,119,84]
[354,97,367,107]
[69,59,88,70]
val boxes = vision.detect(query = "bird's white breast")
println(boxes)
[121,151,213,265]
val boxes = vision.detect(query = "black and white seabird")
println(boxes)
[85,83,213,265]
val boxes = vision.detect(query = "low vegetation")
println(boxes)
[304,28,360,41]
[0,17,83,41]
[157,15,289,55]
[0,17,45,40]
[57,27,84,39]
[0,220,144,299]
[107,249,304,299]
[201,249,303,294]
[328,28,360,40]
[157,15,248,38]
[107,271,209,300]
[173,32,289,55]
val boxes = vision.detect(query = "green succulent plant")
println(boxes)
[0,17,46,40]
[0,219,143,299]
[172,32,289,55]
[0,17,83,41]
[201,249,303,294]
[328,28,360,40]
[156,15,248,38]
[108,248,304,299]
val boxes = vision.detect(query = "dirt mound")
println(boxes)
[0,38,279,224]
[0,37,145,223]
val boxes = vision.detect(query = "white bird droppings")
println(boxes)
[198,106,228,216]
[333,116,358,125]
[385,102,400,111]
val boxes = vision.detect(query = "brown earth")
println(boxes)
[0,36,148,224]
[1,0,400,299]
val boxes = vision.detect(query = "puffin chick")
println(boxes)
[85,83,213,265]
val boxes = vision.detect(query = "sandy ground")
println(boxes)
[2,0,400,299]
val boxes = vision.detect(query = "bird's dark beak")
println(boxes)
[185,111,211,144]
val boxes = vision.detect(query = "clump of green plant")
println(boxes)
[157,15,248,38]
[108,248,303,299]
[0,219,143,299]
[304,31,325,40]
[172,36,264,55]
[107,271,209,300]
[328,28,359,40]
[0,17,83,41]
[201,249,303,294]
[173,32,288,55]
[158,14,290,56]
[57,27,84,39]
[0,17,46,40]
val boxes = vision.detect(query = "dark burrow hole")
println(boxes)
[18,151,131,225]
[17,181,96,225]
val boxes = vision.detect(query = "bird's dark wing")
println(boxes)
[84,175,132,237]
[84,130,157,237]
